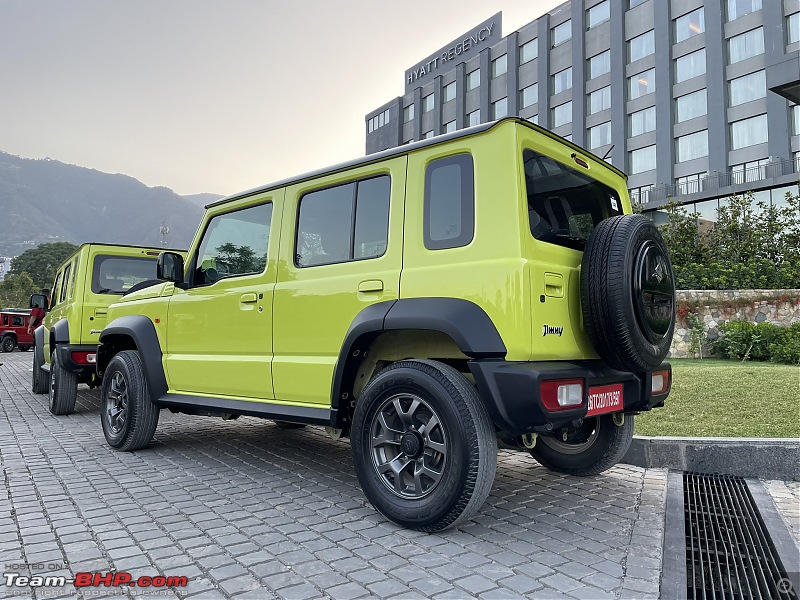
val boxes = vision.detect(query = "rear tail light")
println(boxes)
[540,378,584,411]
[71,351,96,365]
[651,370,670,395]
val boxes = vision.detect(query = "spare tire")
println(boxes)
[581,214,675,372]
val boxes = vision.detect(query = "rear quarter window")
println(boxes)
[424,154,474,250]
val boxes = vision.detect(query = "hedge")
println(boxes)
[715,322,800,365]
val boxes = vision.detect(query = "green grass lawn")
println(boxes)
[634,359,800,438]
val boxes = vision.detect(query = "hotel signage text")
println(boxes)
[404,13,502,92]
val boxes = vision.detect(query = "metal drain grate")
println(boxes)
[684,472,794,599]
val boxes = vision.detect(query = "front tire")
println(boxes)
[351,360,496,532]
[49,350,78,415]
[32,348,48,394]
[530,414,634,476]
[101,350,159,451]
[1,336,15,353]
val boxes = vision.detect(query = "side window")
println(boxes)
[60,264,72,304]
[2,315,7,325]
[69,260,78,298]
[52,273,63,306]
[424,154,475,250]
[296,175,390,267]
[12,316,24,326]
[194,202,273,286]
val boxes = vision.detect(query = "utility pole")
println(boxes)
[159,223,170,248]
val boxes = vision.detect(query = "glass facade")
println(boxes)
[552,101,573,127]
[492,54,507,78]
[553,67,573,94]
[444,120,456,133]
[467,69,480,90]
[492,97,508,119]
[676,130,709,162]
[443,81,456,102]
[629,68,655,99]
[588,86,611,114]
[587,1,610,29]
[789,12,800,44]
[728,28,764,64]
[520,39,537,63]
[552,20,572,46]
[422,93,434,113]
[467,109,480,127]
[630,106,657,136]
[629,30,655,62]
[675,49,706,83]
[730,114,768,149]
[403,104,414,123]
[589,121,612,149]
[727,0,762,22]
[588,50,611,79]
[793,104,800,136]
[675,9,705,43]
[729,70,766,106]
[521,84,537,109]
[676,89,707,122]
[630,145,657,173]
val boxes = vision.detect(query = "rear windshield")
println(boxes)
[523,149,622,251]
[91,255,158,294]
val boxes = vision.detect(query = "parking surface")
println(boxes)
[1,351,670,599]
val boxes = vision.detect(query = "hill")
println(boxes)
[183,193,224,208]
[0,151,205,257]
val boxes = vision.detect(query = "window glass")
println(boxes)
[677,173,707,195]
[492,97,508,119]
[731,158,769,183]
[492,55,507,78]
[676,89,707,122]
[629,69,655,99]
[520,39,538,63]
[588,86,612,114]
[523,149,622,251]
[788,12,800,44]
[444,120,457,133]
[553,68,573,94]
[729,71,766,106]
[378,112,384,128]
[728,28,764,64]
[630,145,656,174]
[589,122,612,149]
[467,110,480,127]
[12,315,24,326]
[588,50,611,79]
[195,203,272,282]
[730,114,768,149]
[675,49,706,83]
[443,81,456,102]
[424,155,474,250]
[629,0,647,7]
[587,1,610,29]
[676,130,709,162]
[528,115,539,125]
[353,178,391,260]
[51,273,62,305]
[91,255,159,294]
[521,84,538,109]
[422,93,435,113]
[629,30,655,62]
[675,8,705,43]
[552,102,573,127]
[467,69,480,90]
[793,104,800,136]
[423,130,434,139]
[727,0,762,21]
[403,104,415,123]
[552,20,572,46]
[60,263,71,303]
[630,106,657,136]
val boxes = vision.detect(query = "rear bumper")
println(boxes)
[469,359,671,435]
[54,344,98,378]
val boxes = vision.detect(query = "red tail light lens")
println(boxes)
[71,351,96,364]
[540,378,584,411]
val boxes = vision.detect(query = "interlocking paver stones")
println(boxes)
[0,351,671,599]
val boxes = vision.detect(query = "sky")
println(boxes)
[0,1,565,196]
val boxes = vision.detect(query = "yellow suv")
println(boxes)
[97,119,674,531]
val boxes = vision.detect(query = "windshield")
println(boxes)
[91,255,158,294]
[523,149,622,251]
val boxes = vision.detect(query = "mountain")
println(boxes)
[0,151,205,257]
[183,192,224,208]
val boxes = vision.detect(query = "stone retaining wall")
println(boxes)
[670,289,800,358]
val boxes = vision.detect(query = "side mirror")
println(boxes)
[30,294,49,311]
[157,252,185,285]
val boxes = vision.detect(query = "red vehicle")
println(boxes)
[1,309,33,352]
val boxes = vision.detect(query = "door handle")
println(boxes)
[240,293,258,304]
[358,279,384,293]
[544,273,564,298]
[94,308,108,316]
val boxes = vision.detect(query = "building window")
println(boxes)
[521,84,538,109]
[423,130,434,139]
[589,121,612,149]
[630,145,656,174]
[675,49,706,83]
[422,93,434,113]
[789,12,800,44]
[629,30,655,62]
[728,28,764,64]
[675,8,705,43]
[552,101,573,127]
[730,114,768,149]
[553,67,573,94]
[727,0,762,22]
[729,70,766,107]
[403,104,415,123]
[588,50,611,79]
[629,69,655,99]
[676,89,707,122]
[552,20,572,46]
[492,54,507,78]
[587,1,610,29]
[629,106,656,136]
[492,97,508,119]
[588,86,612,114]
[629,0,648,8]
[731,158,769,183]
[367,109,391,133]
[424,154,474,250]
[793,104,800,136]
[676,130,709,162]
[444,120,457,133]
[630,184,654,205]
[467,109,480,127]
[528,115,539,125]
[520,39,538,63]
[467,69,480,91]
[677,173,706,195]
[443,81,456,103]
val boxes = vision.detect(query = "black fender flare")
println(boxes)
[34,326,45,365]
[330,298,506,427]
[98,315,168,400]
[51,318,70,345]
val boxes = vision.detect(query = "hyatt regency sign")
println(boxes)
[404,13,502,93]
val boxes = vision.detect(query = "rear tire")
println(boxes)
[351,359,496,532]
[530,414,634,476]
[32,348,48,394]
[1,336,15,353]
[101,350,159,451]
[49,350,78,415]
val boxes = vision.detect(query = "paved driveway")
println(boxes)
[0,351,667,599]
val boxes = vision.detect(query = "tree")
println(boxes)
[0,272,38,309]
[10,242,78,289]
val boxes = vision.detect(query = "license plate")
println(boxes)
[587,384,624,417]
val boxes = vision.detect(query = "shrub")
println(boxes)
[716,321,800,365]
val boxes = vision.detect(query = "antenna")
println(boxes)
[159,222,170,248]
[602,145,615,161]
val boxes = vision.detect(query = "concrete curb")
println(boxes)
[622,436,800,480]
